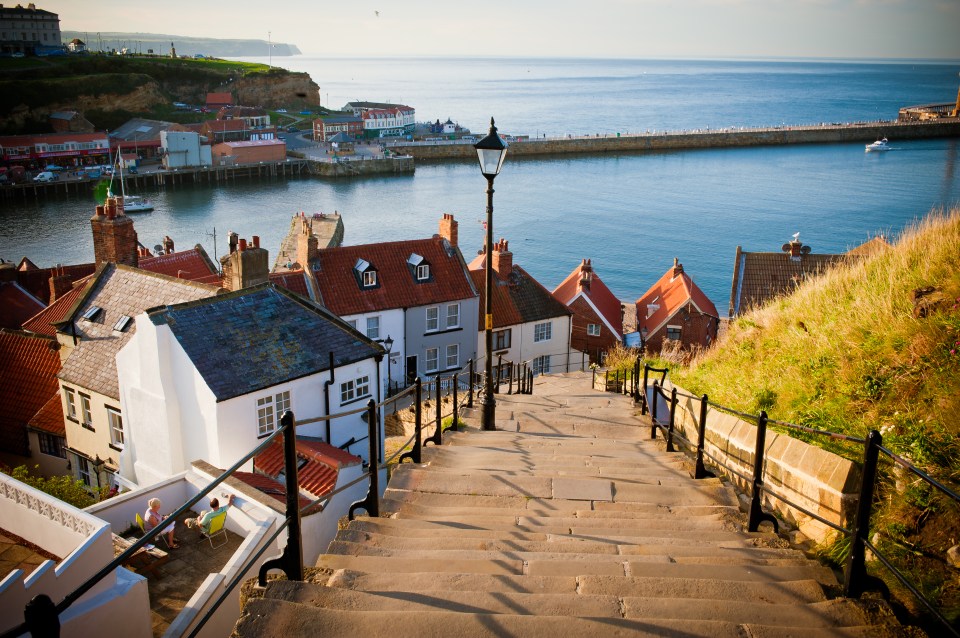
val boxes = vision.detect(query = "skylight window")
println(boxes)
[407,253,424,267]
[113,315,133,332]
[81,306,102,321]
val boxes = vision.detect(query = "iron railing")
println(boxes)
[635,364,960,638]
[5,358,505,638]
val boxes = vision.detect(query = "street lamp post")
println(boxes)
[474,118,508,431]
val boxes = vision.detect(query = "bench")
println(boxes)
[112,534,169,578]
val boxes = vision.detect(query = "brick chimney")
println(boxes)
[296,217,318,267]
[672,257,684,278]
[91,196,138,268]
[49,267,72,303]
[220,234,269,291]
[439,213,458,248]
[579,259,593,291]
[492,238,512,278]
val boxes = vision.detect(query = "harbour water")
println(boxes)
[2,57,959,312]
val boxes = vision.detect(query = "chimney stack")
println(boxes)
[579,258,593,291]
[439,213,458,248]
[91,196,138,268]
[296,218,319,268]
[49,267,72,303]
[492,238,512,279]
[220,235,269,291]
[228,231,239,254]
[672,257,684,277]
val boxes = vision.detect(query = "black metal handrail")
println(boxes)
[633,364,960,637]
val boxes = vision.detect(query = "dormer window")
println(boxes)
[407,253,431,282]
[81,306,102,321]
[354,258,379,289]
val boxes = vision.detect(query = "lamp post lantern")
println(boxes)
[474,117,508,431]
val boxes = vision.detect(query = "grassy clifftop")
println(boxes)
[661,207,960,625]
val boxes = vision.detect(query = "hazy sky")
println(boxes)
[48,0,959,60]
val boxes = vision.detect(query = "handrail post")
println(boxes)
[527,368,533,394]
[398,378,422,464]
[666,387,677,452]
[259,410,304,583]
[494,355,502,393]
[507,361,514,394]
[452,371,459,431]
[650,380,659,439]
[845,430,884,597]
[747,411,779,532]
[694,394,713,479]
[426,374,443,446]
[348,400,381,520]
[467,359,474,408]
[641,364,650,414]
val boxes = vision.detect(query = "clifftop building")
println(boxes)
[0,3,61,56]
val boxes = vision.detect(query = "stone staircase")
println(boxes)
[235,372,914,637]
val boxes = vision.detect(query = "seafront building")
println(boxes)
[341,101,416,139]
[553,259,624,364]
[635,258,720,353]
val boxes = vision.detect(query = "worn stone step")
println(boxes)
[326,568,578,594]
[334,528,621,554]
[380,500,736,521]
[577,574,828,604]
[384,512,739,533]
[236,600,756,638]
[316,553,524,576]
[262,580,624,617]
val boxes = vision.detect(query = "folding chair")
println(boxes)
[136,512,173,549]
[199,510,228,549]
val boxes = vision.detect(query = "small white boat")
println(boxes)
[865,138,891,152]
[107,149,154,212]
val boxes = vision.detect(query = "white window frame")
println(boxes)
[77,456,92,487]
[534,321,552,343]
[366,316,380,339]
[416,263,430,280]
[64,387,77,420]
[494,329,511,350]
[257,395,275,437]
[426,306,439,332]
[79,393,93,429]
[340,376,370,404]
[107,407,124,448]
[425,347,439,372]
[587,323,601,336]
[445,344,459,369]
[363,270,377,287]
[533,355,551,375]
[446,303,460,329]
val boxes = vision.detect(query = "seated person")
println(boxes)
[187,494,235,533]
[144,498,178,548]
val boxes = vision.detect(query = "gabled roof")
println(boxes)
[312,237,476,316]
[467,265,571,330]
[202,119,248,134]
[21,275,94,336]
[138,245,221,285]
[9,262,96,306]
[636,261,720,337]
[0,330,62,456]
[147,284,382,402]
[0,282,45,330]
[269,270,312,300]
[254,438,360,501]
[58,264,220,400]
[553,260,623,336]
[28,393,66,437]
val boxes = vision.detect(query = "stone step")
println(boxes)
[576,574,828,604]
[380,499,736,521]
[383,512,739,532]
[326,568,578,594]
[235,600,772,638]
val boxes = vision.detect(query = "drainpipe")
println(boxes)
[323,351,334,443]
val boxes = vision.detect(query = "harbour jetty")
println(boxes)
[273,211,344,271]
[390,119,960,160]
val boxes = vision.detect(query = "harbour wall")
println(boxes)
[390,120,960,160]
[302,156,415,178]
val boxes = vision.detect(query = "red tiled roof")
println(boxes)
[13,263,96,306]
[139,246,221,285]
[202,119,247,133]
[213,139,285,149]
[21,275,93,336]
[270,270,310,298]
[232,471,312,510]
[206,92,233,105]
[553,260,623,335]
[0,282,45,330]
[313,237,476,316]
[254,438,360,500]
[636,262,720,336]
[468,265,571,330]
[0,330,62,455]
[28,393,65,436]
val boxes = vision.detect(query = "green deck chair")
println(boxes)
[199,510,228,549]
[136,511,173,549]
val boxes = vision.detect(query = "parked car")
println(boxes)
[33,171,59,182]
[287,126,299,133]
[276,108,288,113]
[44,164,63,171]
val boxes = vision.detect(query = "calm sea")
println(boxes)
[2,57,959,312]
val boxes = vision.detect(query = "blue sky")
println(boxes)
[49,0,960,60]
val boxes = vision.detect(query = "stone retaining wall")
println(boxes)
[306,156,414,177]
[661,380,861,544]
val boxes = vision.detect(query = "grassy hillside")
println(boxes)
[656,207,960,626]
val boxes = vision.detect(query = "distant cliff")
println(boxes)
[61,32,301,58]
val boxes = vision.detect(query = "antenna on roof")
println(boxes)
[206,226,219,274]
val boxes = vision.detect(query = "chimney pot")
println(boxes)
[252,235,260,248]
[238,238,248,251]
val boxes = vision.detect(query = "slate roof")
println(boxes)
[312,237,476,316]
[636,261,720,337]
[57,264,220,400]
[139,245,221,285]
[109,118,181,143]
[147,284,382,402]
[467,265,571,330]
[255,438,360,501]
[0,282,45,330]
[727,237,882,317]
[553,260,623,336]
[21,275,94,336]
[0,330,62,456]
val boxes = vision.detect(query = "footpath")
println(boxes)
[235,371,915,637]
